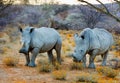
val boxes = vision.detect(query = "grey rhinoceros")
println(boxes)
[72,28,114,68]
[19,26,62,67]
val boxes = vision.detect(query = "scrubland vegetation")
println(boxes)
[0,27,120,83]
[0,0,120,83]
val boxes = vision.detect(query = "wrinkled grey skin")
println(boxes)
[72,28,114,68]
[19,26,62,67]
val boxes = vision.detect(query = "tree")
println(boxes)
[0,0,13,15]
[78,0,120,22]
[80,6,102,28]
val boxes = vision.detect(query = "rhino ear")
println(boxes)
[18,26,22,33]
[30,28,34,33]
[81,35,84,39]
[74,33,79,38]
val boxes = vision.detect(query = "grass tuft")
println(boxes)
[76,72,98,83]
[70,62,84,70]
[52,70,67,80]
[37,60,53,73]
[96,66,119,78]
[3,55,19,66]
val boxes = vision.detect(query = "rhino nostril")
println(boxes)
[73,56,76,59]
[19,49,23,53]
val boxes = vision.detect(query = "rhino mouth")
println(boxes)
[72,56,82,62]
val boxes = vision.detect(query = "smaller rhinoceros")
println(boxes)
[72,28,114,68]
[19,26,62,67]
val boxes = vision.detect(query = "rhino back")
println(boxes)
[30,27,61,52]
[93,28,114,52]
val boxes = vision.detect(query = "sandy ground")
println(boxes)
[0,30,120,83]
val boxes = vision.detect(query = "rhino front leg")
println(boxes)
[88,50,99,68]
[82,55,86,67]
[28,48,39,67]
[25,54,30,66]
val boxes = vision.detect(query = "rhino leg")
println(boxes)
[28,48,39,67]
[82,56,86,67]
[25,54,30,66]
[47,49,54,64]
[101,50,108,66]
[88,50,99,68]
[55,40,62,64]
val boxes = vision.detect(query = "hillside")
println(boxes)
[0,1,120,33]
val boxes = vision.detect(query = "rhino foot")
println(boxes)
[28,62,36,67]
[25,63,29,66]
[101,62,106,66]
[88,63,95,69]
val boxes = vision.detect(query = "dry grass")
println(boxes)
[113,51,120,57]
[53,62,62,70]
[37,60,53,73]
[52,70,67,80]
[0,28,120,83]
[96,66,119,78]
[76,72,98,83]
[2,55,19,66]
[70,62,84,70]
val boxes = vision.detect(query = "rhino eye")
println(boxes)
[79,50,83,53]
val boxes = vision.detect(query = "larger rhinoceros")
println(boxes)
[72,28,114,68]
[19,26,62,67]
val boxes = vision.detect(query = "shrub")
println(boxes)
[53,62,62,70]
[70,62,84,70]
[3,55,19,66]
[37,61,53,73]
[52,70,67,80]
[76,72,98,83]
[96,66,119,78]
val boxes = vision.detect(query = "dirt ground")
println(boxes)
[0,30,120,83]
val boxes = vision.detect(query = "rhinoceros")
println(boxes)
[19,26,62,67]
[72,28,114,68]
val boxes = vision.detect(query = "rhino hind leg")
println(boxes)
[101,50,108,66]
[47,49,54,64]
[54,40,62,64]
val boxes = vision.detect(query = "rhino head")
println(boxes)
[19,26,34,55]
[72,33,89,62]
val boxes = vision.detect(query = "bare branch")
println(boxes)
[96,0,110,13]
[0,0,14,14]
[114,0,120,4]
[78,0,120,22]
